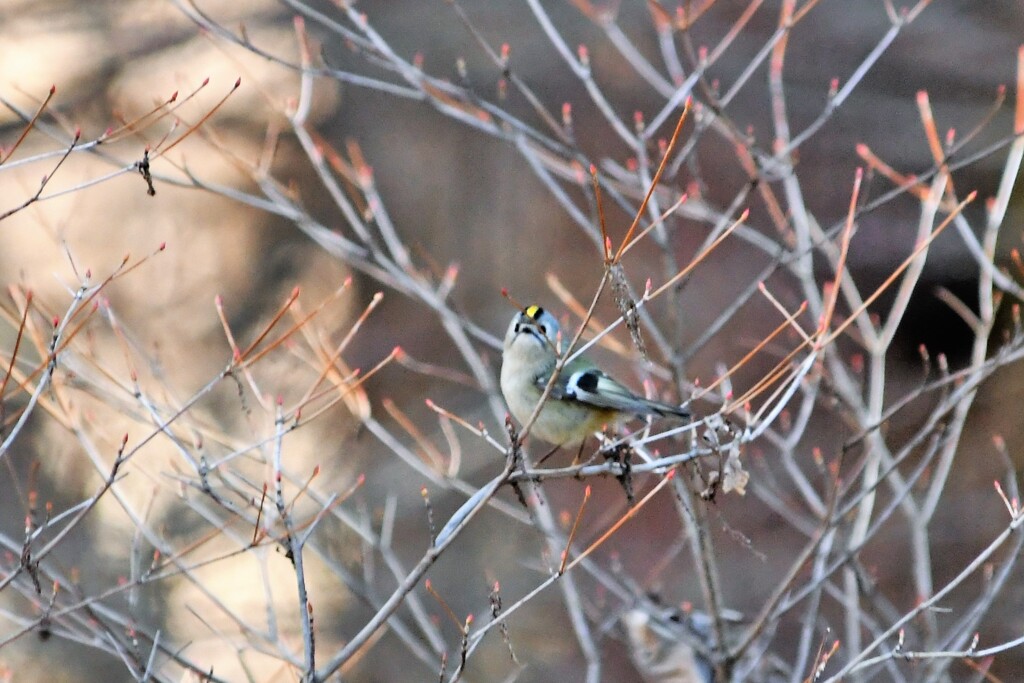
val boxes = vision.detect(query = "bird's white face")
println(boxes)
[503,305,562,359]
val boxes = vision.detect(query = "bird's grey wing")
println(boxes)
[538,368,688,418]
[534,368,641,410]
[564,369,649,411]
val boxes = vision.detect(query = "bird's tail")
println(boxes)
[641,398,691,420]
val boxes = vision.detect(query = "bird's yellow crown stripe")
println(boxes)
[525,305,542,319]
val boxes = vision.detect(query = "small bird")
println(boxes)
[500,305,690,446]
[621,608,711,683]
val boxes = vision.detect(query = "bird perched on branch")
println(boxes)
[500,305,690,446]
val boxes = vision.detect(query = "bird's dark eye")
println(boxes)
[538,325,547,334]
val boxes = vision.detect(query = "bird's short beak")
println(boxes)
[507,313,532,337]
[514,316,534,335]
[514,314,545,344]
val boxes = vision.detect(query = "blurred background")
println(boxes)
[1,1,1023,681]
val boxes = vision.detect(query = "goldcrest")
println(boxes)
[500,305,689,445]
